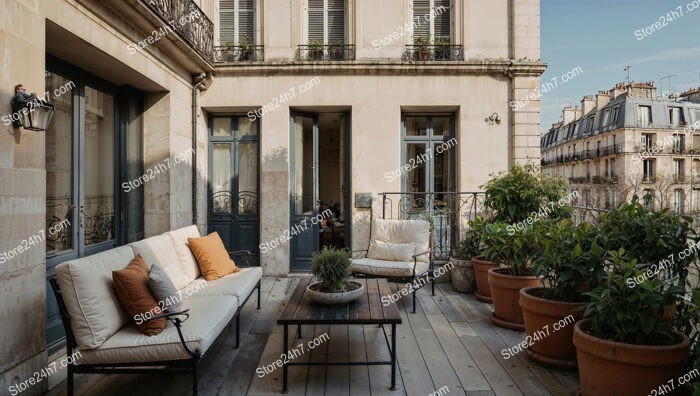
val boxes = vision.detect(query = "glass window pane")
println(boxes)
[45,72,74,255]
[294,117,315,215]
[432,117,450,136]
[84,86,115,246]
[433,142,451,195]
[238,142,258,215]
[212,117,231,136]
[238,117,258,137]
[126,95,144,242]
[406,117,427,136]
[212,144,232,214]
[406,143,427,210]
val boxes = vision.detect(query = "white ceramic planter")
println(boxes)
[306,281,365,305]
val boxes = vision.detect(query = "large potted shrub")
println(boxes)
[574,251,690,395]
[482,222,541,330]
[306,247,364,304]
[480,164,571,330]
[462,216,498,301]
[520,220,606,368]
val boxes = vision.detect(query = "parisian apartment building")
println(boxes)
[541,82,700,221]
[0,0,544,388]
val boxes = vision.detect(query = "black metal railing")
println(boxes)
[213,45,264,62]
[142,0,214,60]
[296,45,355,61]
[380,192,487,260]
[403,45,464,61]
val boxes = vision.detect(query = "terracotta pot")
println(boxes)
[472,256,498,303]
[519,287,584,369]
[573,319,690,396]
[488,268,541,331]
[449,257,475,293]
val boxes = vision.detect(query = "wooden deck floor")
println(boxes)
[46,276,580,396]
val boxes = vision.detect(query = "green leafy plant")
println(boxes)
[582,250,683,345]
[311,246,352,292]
[481,222,536,276]
[454,216,487,260]
[532,220,606,302]
[481,164,571,225]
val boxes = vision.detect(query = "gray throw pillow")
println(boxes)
[148,263,182,312]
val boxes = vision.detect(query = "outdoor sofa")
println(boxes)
[50,225,262,396]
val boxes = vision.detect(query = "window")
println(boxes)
[402,115,455,205]
[643,159,655,182]
[673,190,684,214]
[601,109,610,126]
[604,159,609,177]
[411,0,452,43]
[669,107,683,126]
[643,189,654,209]
[610,158,616,177]
[610,107,620,125]
[674,159,684,179]
[672,134,684,152]
[638,105,652,126]
[641,133,654,150]
[586,162,591,179]
[308,0,346,44]
[220,0,255,44]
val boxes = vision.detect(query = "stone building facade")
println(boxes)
[0,0,544,390]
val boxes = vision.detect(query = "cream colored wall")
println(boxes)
[201,73,512,274]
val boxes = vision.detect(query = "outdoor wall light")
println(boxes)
[486,112,501,125]
[9,94,55,132]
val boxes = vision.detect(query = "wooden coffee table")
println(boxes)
[277,277,402,393]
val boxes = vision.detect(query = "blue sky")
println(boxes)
[540,0,700,132]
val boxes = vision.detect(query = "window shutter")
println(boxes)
[412,0,431,38]
[308,0,324,42]
[434,0,451,41]
[238,0,255,43]
[220,0,236,43]
[327,0,345,43]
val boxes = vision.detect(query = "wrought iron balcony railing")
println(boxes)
[213,45,265,63]
[142,0,214,60]
[296,45,355,61]
[403,45,464,61]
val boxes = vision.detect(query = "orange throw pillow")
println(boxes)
[187,231,240,280]
[113,255,167,336]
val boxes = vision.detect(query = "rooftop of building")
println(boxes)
[541,82,700,150]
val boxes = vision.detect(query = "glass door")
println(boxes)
[290,113,319,271]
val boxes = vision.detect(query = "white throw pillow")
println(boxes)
[368,240,416,262]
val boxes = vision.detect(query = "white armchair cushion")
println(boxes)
[55,246,134,349]
[166,225,202,283]
[369,219,430,262]
[368,240,415,261]
[351,257,430,278]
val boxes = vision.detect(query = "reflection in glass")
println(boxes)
[238,117,258,137]
[212,117,231,136]
[45,72,74,255]
[84,86,115,246]
[212,144,232,214]
[294,117,314,215]
[405,117,428,136]
[238,143,258,215]
[432,117,450,136]
[407,143,427,210]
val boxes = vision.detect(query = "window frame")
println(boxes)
[401,113,456,195]
[410,0,454,44]
[219,0,257,45]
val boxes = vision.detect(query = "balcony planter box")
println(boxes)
[573,319,690,396]
[472,256,498,302]
[519,287,584,369]
[449,257,475,293]
[487,268,541,331]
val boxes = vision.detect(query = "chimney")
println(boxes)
[581,96,595,115]
[596,91,610,110]
[562,106,576,125]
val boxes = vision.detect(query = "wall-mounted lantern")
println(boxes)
[10,85,55,131]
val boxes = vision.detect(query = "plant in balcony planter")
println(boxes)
[520,220,606,368]
[455,216,495,300]
[574,251,690,395]
[328,39,345,60]
[434,37,452,60]
[413,35,430,61]
[482,222,541,330]
[307,39,324,61]
[224,41,237,62]
[306,246,364,304]
[237,34,254,61]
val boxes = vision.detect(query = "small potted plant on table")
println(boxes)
[306,246,364,304]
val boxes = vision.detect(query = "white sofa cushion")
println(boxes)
[55,246,134,349]
[166,225,202,283]
[368,219,430,262]
[78,295,238,364]
[183,267,262,302]
[368,240,415,261]
[129,234,189,290]
[351,257,430,278]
